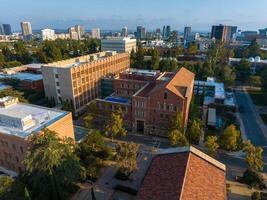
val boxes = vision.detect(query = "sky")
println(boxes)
[1,0,267,31]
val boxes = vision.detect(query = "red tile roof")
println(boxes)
[136,147,226,200]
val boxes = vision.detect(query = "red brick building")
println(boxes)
[95,67,195,137]
[136,146,226,200]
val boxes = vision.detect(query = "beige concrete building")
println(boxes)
[101,37,137,53]
[0,96,74,173]
[42,51,130,116]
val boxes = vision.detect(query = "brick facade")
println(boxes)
[0,112,74,173]
[96,67,195,137]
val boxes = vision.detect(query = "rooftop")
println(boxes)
[43,51,119,68]
[0,97,67,138]
[102,37,136,42]
[135,68,195,98]
[124,68,159,77]
[136,146,226,200]
[194,78,226,100]
[0,72,43,81]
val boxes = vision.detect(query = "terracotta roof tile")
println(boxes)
[136,148,226,200]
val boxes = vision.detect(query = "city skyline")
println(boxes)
[1,0,267,31]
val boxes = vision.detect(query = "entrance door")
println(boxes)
[136,120,144,133]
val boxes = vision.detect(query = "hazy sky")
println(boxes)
[1,0,267,31]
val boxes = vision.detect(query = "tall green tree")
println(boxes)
[169,129,188,146]
[247,76,262,87]
[205,136,219,157]
[77,130,111,180]
[243,140,263,171]
[151,49,160,70]
[23,129,85,200]
[186,119,201,145]
[115,142,139,177]
[219,124,241,151]
[104,109,127,141]
[0,176,31,200]
[134,43,145,69]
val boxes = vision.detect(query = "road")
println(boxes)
[235,89,267,147]
[234,88,267,163]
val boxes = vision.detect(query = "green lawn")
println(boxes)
[248,90,267,106]
[260,114,267,126]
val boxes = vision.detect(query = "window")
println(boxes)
[164,92,167,99]
[174,106,177,111]
[20,146,24,154]
[55,74,59,79]
[160,113,164,118]
[167,105,170,110]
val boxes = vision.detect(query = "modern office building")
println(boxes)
[121,27,128,37]
[184,26,192,41]
[41,28,56,41]
[75,25,85,39]
[136,146,226,200]
[101,37,136,53]
[91,28,101,39]
[95,67,195,137]
[0,24,12,35]
[42,51,130,116]
[68,27,79,40]
[259,28,267,36]
[165,25,171,39]
[136,26,146,40]
[20,21,32,39]
[0,96,74,173]
[211,24,237,42]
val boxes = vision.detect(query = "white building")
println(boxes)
[20,21,32,40]
[41,28,55,41]
[91,28,101,39]
[101,37,136,53]
[75,25,85,40]
[122,27,128,37]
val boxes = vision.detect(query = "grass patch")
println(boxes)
[260,114,267,126]
[248,90,267,106]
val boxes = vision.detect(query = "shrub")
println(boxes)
[243,169,265,189]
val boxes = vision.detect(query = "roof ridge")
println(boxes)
[156,146,226,171]
[179,152,191,200]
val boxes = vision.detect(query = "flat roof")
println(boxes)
[194,79,225,99]
[124,68,159,77]
[0,103,67,138]
[43,51,119,69]
[0,73,43,81]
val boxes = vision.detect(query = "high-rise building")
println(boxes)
[0,24,12,35]
[259,28,267,36]
[184,26,192,41]
[101,37,136,53]
[162,25,166,38]
[42,51,130,116]
[0,96,75,173]
[141,27,146,39]
[20,21,32,38]
[91,28,101,39]
[122,27,128,37]
[68,27,79,40]
[165,25,171,38]
[136,26,142,40]
[75,25,85,39]
[211,24,237,42]
[41,28,55,41]
[156,28,161,35]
